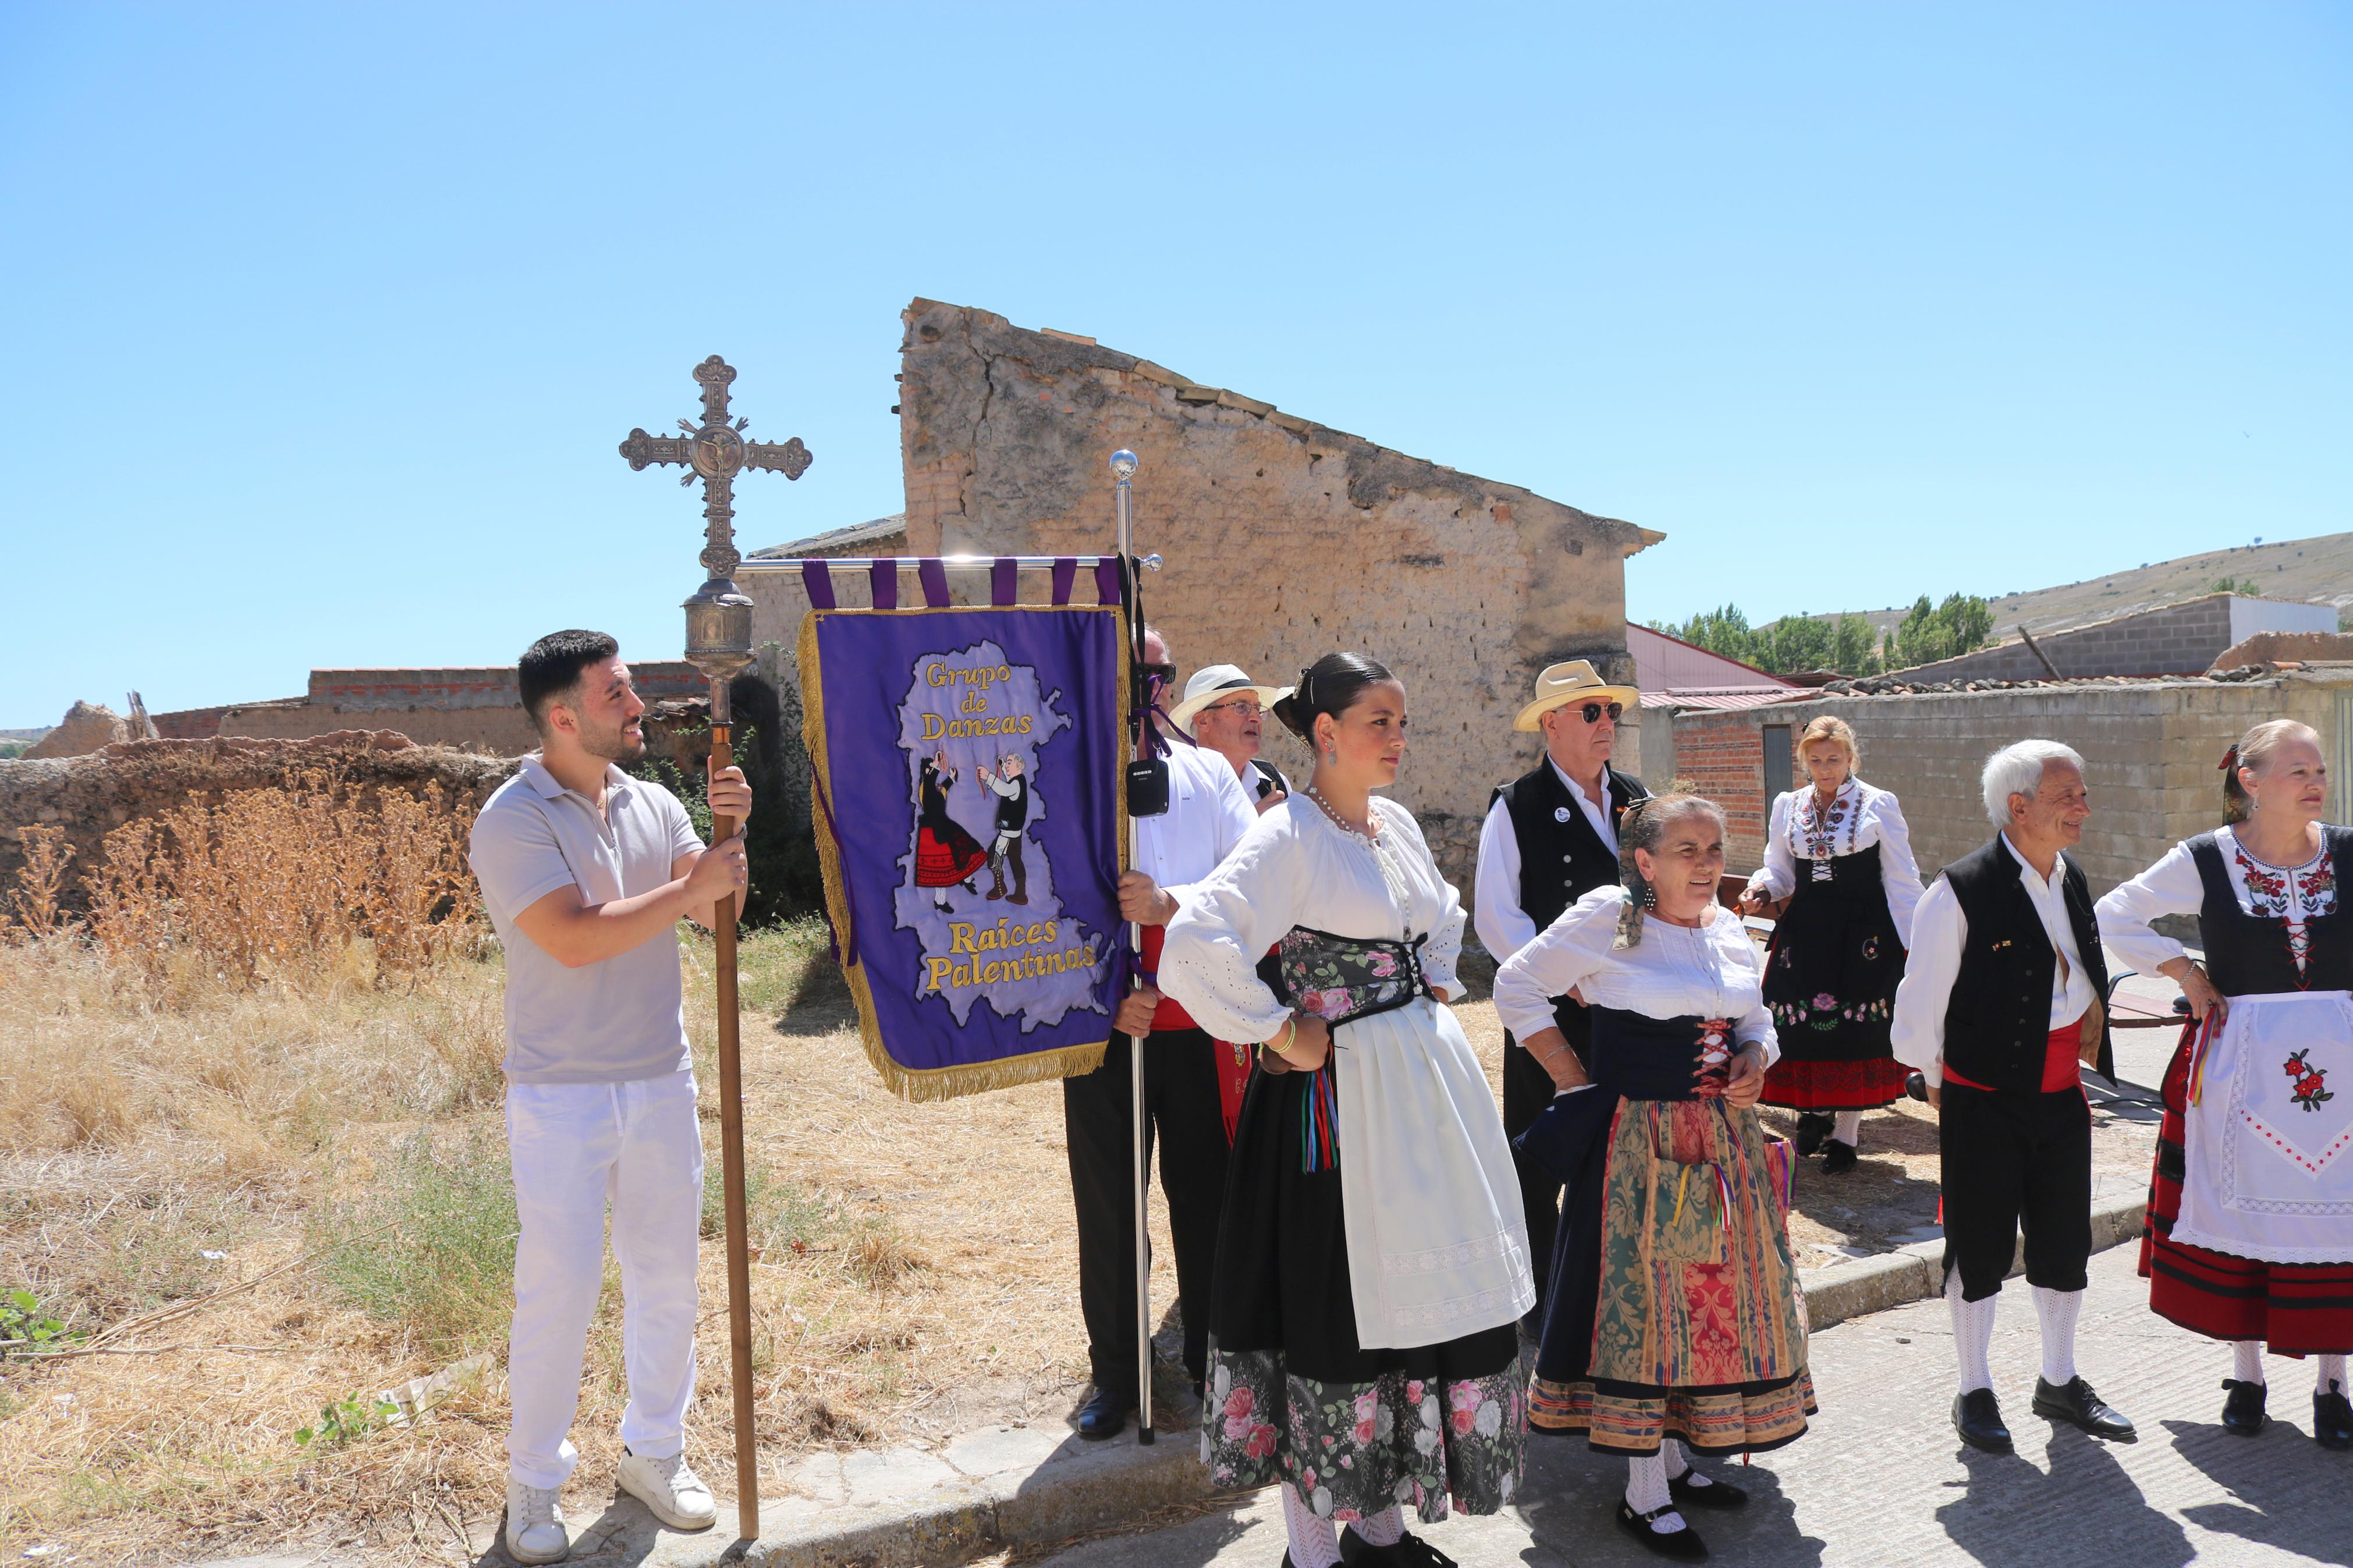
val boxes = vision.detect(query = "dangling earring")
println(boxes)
[1642,880,1658,909]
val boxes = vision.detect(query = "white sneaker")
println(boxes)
[504,1478,570,1564]
[616,1447,719,1531]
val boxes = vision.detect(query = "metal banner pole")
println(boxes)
[1111,449,1155,1446]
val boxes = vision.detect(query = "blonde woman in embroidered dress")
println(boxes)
[1500,795,1811,1562]
[2095,719,2353,1450]
[1738,716,1923,1172]
[1159,653,1532,1568]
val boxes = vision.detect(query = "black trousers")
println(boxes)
[1939,1081,2092,1302]
[1502,1001,1593,1320]
[1063,1026,1231,1401]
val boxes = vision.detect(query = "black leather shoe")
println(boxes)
[1953,1388,2013,1453]
[1616,1500,1707,1560]
[1820,1139,1858,1174]
[1075,1386,1132,1441]
[2033,1375,2137,1442]
[2317,1380,2353,1450]
[2220,1377,2269,1437]
[1339,1527,1459,1566]
[1794,1112,1833,1157]
[1668,1468,1747,1509]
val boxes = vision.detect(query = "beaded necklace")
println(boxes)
[1305,783,1412,940]
[1795,780,1858,883]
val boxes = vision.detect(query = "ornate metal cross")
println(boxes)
[619,354,812,584]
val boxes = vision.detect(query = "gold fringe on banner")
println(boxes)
[796,603,1131,1103]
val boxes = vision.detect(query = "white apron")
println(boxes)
[2176,989,2353,1265]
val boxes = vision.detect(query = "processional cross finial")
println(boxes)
[619,354,812,584]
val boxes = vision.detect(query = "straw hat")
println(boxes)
[1168,664,1291,730]
[1512,660,1642,733]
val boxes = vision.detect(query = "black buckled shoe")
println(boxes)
[1616,1500,1707,1560]
[2033,1375,2137,1442]
[1819,1139,1858,1174]
[1338,1527,1459,1565]
[1953,1388,2013,1453]
[2317,1380,2353,1450]
[1794,1111,1833,1158]
[1075,1386,1133,1441]
[2220,1377,2269,1437]
[1667,1467,1747,1510]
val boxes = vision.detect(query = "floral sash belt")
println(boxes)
[1273,926,1435,1027]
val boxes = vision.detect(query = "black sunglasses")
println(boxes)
[1577,702,1624,724]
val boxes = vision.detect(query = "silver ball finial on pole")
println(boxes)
[1109,448,1138,480]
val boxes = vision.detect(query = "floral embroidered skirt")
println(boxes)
[1527,1094,1815,1455]
[1761,875,1907,1110]
[1202,1061,1526,1523]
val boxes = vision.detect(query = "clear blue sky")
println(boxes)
[4,3,2347,728]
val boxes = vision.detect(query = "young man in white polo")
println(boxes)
[469,630,752,1563]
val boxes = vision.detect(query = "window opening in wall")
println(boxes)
[1762,724,1793,803]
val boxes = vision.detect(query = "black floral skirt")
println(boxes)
[1202,1059,1524,1523]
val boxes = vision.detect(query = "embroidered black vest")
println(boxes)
[2187,827,2353,995]
[1939,836,2112,1094]
[1492,762,1649,933]
[994,775,1030,832]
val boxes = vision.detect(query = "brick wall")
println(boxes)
[1900,595,2240,683]
[1663,712,1769,869]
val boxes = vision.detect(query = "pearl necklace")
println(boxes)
[1303,782,1375,842]
[1305,783,1413,940]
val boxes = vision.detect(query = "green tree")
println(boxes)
[1886,593,1996,669]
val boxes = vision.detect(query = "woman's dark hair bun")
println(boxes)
[1272,653,1395,743]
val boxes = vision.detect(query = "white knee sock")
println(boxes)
[1280,1484,1343,1568]
[1832,1110,1863,1145]
[1352,1506,1405,1546]
[1947,1270,1997,1395]
[2233,1340,2266,1384]
[1625,1454,1685,1531]
[2032,1285,2081,1385]
[2319,1353,2347,1394]
[1661,1437,1717,1489]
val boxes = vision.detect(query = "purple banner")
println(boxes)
[799,605,1127,1099]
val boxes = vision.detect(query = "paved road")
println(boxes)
[1031,1245,2350,1567]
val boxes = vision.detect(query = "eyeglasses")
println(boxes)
[1577,702,1624,724]
[1140,662,1178,682]
[1202,699,1263,719]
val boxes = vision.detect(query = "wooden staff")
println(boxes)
[708,682,760,1538]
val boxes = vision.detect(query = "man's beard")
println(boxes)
[577,713,647,763]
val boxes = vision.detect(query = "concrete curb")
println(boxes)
[1797,1191,2146,1332]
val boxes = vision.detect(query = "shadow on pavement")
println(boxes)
[1934,1428,2189,1568]
[2164,1417,2353,1567]
[1518,1435,1826,1566]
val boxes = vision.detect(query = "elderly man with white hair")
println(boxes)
[1890,739,2137,1455]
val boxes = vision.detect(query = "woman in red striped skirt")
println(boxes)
[2096,719,2353,1449]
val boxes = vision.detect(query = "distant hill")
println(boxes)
[0,728,53,744]
[1832,531,2353,640]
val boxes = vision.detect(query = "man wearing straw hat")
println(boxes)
[1473,659,1648,1321]
[1169,663,1294,813]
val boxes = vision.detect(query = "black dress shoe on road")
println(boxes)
[2033,1375,2138,1442]
[2317,1381,2353,1450]
[1075,1387,1133,1441]
[1953,1388,2013,1453]
[2220,1377,2269,1437]
[1819,1139,1858,1175]
[1339,1527,1459,1565]
[1616,1500,1708,1560]
[1668,1469,1748,1509]
[1794,1112,1833,1158]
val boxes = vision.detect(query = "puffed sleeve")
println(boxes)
[1870,788,1927,949]
[1380,801,1467,1000]
[1719,922,1782,1068]
[1492,886,1627,1039]
[1158,812,1304,1044]
[2096,841,2203,977]
[1890,877,1965,1087]
[1748,792,1797,901]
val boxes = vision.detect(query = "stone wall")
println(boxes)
[746,299,1663,889]
[201,662,709,756]
[1898,595,2238,683]
[1647,674,2347,895]
[23,702,129,759]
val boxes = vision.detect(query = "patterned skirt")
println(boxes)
[912,820,989,888]
[1529,1096,1815,1455]
[2142,1023,2353,1353]
[1202,1061,1525,1524]
[1761,1054,1914,1112]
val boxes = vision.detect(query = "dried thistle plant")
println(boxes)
[5,826,76,940]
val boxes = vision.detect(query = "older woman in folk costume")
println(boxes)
[1497,795,1810,1563]
[2096,719,2353,1450]
[1739,716,1924,1173]
[1160,653,1533,1568]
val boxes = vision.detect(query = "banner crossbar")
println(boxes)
[739,553,1158,573]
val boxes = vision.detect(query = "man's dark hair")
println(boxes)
[519,630,620,734]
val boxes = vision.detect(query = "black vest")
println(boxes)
[1492,762,1649,933]
[995,775,1030,831]
[1939,836,2111,1094]
[2188,828,2353,995]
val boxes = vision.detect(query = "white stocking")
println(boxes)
[2032,1285,2082,1385]
[1280,1484,1342,1568]
[1624,1454,1685,1532]
[1832,1110,1863,1146]
[1947,1269,1996,1395]
[1352,1505,1405,1547]
[2319,1353,2347,1394]
[2232,1341,2266,1384]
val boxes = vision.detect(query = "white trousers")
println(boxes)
[504,1070,703,1488]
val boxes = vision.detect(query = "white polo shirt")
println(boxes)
[468,755,705,1085]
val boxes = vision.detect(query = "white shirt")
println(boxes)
[2096,826,2337,979]
[1490,886,1780,1067]
[1742,780,1926,948]
[1890,835,2096,1089]
[1136,734,1256,905]
[1472,758,1624,964]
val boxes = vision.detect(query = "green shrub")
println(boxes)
[306,1125,517,1359]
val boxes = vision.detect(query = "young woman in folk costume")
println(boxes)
[1738,716,1925,1173]
[912,749,989,911]
[2096,719,2353,1450]
[1497,795,1811,1562]
[1159,653,1533,1568]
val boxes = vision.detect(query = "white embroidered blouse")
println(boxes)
[1742,779,1925,948]
[2096,826,2341,981]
